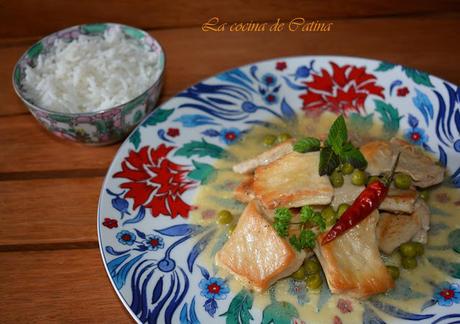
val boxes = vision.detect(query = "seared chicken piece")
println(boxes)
[315,210,394,298]
[376,199,430,254]
[376,213,421,254]
[232,140,294,174]
[253,151,333,209]
[331,178,417,214]
[330,178,364,210]
[215,201,306,292]
[234,176,255,203]
[379,188,418,214]
[361,138,444,188]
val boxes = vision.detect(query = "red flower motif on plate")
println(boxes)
[276,61,287,71]
[337,298,353,313]
[333,316,343,324]
[300,62,385,115]
[113,144,195,219]
[167,128,180,137]
[102,218,118,229]
[397,87,409,97]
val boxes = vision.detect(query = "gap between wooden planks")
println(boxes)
[0,248,133,322]
[1,12,460,118]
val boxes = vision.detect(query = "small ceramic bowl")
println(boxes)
[12,23,165,145]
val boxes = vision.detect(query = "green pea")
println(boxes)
[413,242,425,256]
[386,265,400,280]
[419,190,429,201]
[329,170,344,188]
[277,133,292,143]
[341,163,354,175]
[401,257,417,269]
[337,203,350,218]
[217,210,233,225]
[394,173,412,190]
[306,273,322,290]
[304,258,321,275]
[291,266,306,280]
[399,242,417,258]
[263,134,277,147]
[321,207,337,226]
[351,169,368,186]
[367,176,381,185]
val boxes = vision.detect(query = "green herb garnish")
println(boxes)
[326,114,348,154]
[273,206,325,251]
[293,137,321,153]
[290,230,316,251]
[339,142,367,170]
[319,146,340,176]
[293,115,367,176]
[300,205,326,232]
[273,208,292,238]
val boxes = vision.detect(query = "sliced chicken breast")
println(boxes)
[376,212,421,254]
[215,201,306,292]
[330,178,364,210]
[253,151,333,209]
[234,176,255,203]
[361,138,444,188]
[315,210,394,298]
[379,188,418,214]
[232,140,294,174]
[376,198,430,253]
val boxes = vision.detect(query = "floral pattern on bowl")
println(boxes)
[12,23,165,145]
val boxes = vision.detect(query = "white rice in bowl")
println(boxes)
[22,27,161,113]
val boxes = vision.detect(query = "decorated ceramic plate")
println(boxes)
[98,56,460,324]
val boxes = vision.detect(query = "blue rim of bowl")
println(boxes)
[11,22,166,117]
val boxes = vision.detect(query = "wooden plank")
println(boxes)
[0,249,132,323]
[0,177,104,247]
[154,13,460,88]
[0,115,118,173]
[0,0,459,39]
[0,46,30,116]
[2,13,460,118]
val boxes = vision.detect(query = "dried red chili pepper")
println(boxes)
[321,153,401,245]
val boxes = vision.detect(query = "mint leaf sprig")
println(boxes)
[293,115,367,176]
[273,206,325,251]
[293,137,321,153]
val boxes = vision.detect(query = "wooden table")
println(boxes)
[1,1,459,322]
